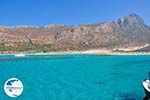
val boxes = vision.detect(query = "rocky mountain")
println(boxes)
[0,13,150,53]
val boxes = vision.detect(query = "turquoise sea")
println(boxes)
[0,54,150,100]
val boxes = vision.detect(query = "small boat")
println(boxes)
[143,72,150,100]
[14,54,26,57]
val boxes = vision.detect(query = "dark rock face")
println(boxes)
[0,14,150,53]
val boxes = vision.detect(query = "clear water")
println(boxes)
[0,55,149,100]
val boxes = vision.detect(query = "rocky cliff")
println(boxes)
[0,14,150,53]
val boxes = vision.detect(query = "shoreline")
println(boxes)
[1,49,150,56]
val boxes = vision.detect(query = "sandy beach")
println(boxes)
[26,49,150,56]
[0,49,150,56]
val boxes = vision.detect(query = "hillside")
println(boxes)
[0,14,150,53]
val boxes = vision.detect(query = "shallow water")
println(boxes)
[0,55,149,100]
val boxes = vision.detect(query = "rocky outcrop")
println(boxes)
[0,13,150,53]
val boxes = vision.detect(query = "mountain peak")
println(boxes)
[128,13,140,17]
[112,13,146,31]
[124,13,145,24]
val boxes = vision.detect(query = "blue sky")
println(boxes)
[0,0,149,26]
